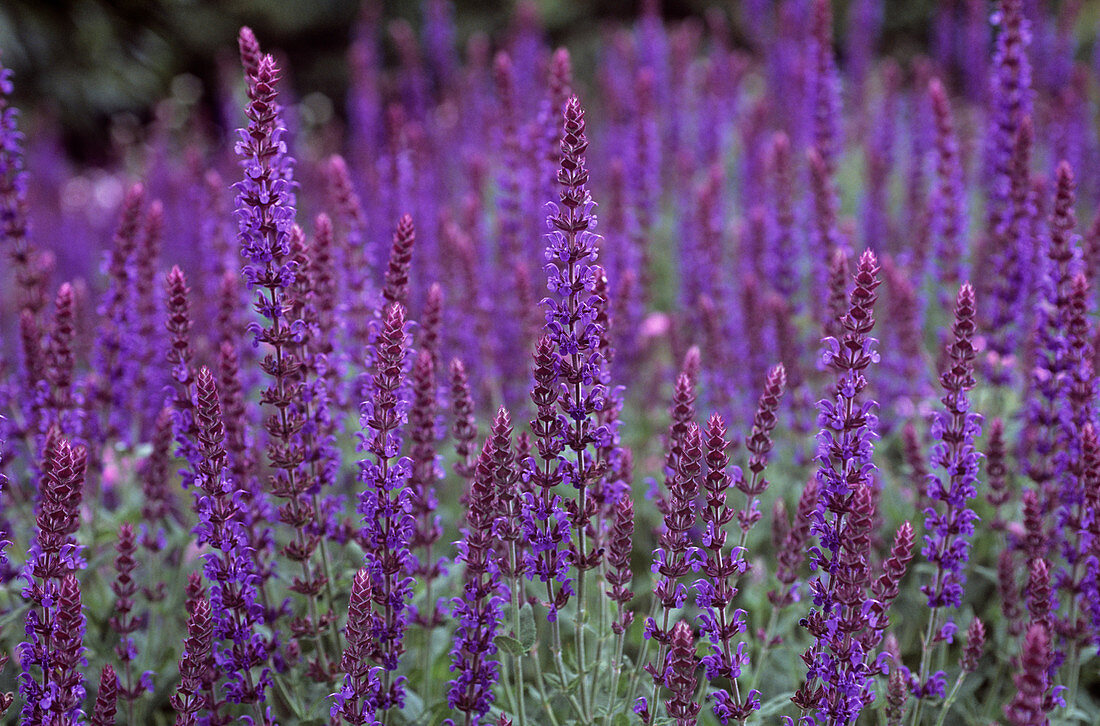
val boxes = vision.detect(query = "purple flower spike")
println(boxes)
[523,336,572,619]
[90,665,118,726]
[663,621,702,726]
[448,437,508,725]
[20,438,88,726]
[333,569,383,725]
[189,367,269,707]
[171,597,214,726]
[796,250,882,724]
[1004,623,1058,726]
[357,302,414,712]
[922,283,981,610]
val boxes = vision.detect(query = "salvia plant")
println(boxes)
[6,0,1100,724]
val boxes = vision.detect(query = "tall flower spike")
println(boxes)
[190,366,269,709]
[644,423,703,725]
[697,412,760,723]
[907,283,981,705]
[110,522,148,707]
[922,283,981,607]
[541,97,611,637]
[522,335,572,620]
[357,302,414,712]
[19,438,87,726]
[796,249,881,723]
[447,437,508,725]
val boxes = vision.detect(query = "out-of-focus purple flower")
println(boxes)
[131,199,165,432]
[409,349,445,629]
[110,522,148,706]
[91,184,144,447]
[929,78,967,299]
[984,0,1034,385]
[605,497,634,634]
[1004,623,1061,725]
[986,418,1011,532]
[769,479,818,609]
[451,359,479,481]
[961,618,986,673]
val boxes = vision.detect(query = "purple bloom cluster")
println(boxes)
[796,250,887,725]
[5,4,1100,725]
[447,432,509,725]
[19,437,87,725]
[190,367,270,708]
[355,302,415,712]
[921,284,981,611]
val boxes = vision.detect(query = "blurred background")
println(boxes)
[0,0,955,163]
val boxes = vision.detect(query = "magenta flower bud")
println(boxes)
[90,665,118,726]
[171,597,214,726]
[382,214,415,312]
[662,621,701,726]
[961,618,986,673]
[1004,623,1058,726]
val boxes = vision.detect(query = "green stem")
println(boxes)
[932,671,967,726]
[546,587,585,720]
[531,649,562,726]
[626,597,660,711]
[511,564,527,726]
[604,616,628,726]
[747,608,780,696]
[909,605,941,726]
[576,553,591,719]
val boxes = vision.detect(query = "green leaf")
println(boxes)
[757,692,796,717]
[400,690,425,722]
[519,602,537,650]
[494,634,526,655]
[611,713,631,726]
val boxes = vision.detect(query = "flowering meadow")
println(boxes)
[3,0,1100,723]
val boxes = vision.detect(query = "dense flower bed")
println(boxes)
[0,0,1098,724]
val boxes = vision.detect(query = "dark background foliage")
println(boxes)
[0,0,945,162]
